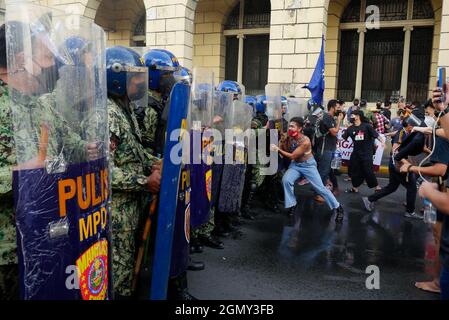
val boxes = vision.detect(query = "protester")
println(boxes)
[272,117,344,223]
[315,100,344,190]
[342,110,385,193]
[362,116,418,218]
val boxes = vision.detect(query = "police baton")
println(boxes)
[132,194,158,292]
[132,159,163,292]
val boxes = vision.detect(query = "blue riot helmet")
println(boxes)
[60,36,91,66]
[174,67,192,85]
[217,80,243,101]
[106,46,148,101]
[244,96,257,114]
[143,49,181,98]
[255,95,267,113]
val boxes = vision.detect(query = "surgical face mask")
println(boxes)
[288,129,298,138]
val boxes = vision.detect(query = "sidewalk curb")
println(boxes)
[340,166,389,176]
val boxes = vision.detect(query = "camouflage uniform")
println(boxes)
[108,98,158,297]
[13,90,89,165]
[134,90,163,155]
[0,83,19,300]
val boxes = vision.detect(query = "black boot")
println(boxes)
[167,272,197,300]
[198,235,224,249]
[241,190,256,220]
[189,238,204,254]
[188,258,205,271]
[334,205,344,223]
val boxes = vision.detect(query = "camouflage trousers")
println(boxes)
[192,208,215,238]
[0,264,19,300]
[111,192,143,297]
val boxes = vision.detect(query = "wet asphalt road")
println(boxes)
[188,177,440,300]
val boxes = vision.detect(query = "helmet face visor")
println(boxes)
[126,67,148,106]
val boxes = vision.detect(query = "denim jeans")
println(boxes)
[282,157,340,210]
[317,150,334,185]
[441,266,449,300]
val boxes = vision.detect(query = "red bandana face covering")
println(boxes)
[288,129,298,138]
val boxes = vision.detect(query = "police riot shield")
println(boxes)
[265,84,283,133]
[217,100,252,213]
[237,82,246,101]
[210,90,233,210]
[150,82,190,300]
[189,68,214,229]
[287,98,309,120]
[190,68,214,129]
[6,3,111,300]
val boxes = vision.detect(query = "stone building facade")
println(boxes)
[3,0,449,102]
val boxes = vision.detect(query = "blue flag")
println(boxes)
[303,36,325,106]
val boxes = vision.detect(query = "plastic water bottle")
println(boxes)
[423,199,437,224]
[331,152,342,170]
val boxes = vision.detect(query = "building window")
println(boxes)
[366,0,408,21]
[362,29,404,102]
[337,0,435,102]
[407,27,433,103]
[341,0,361,23]
[133,14,146,47]
[337,31,359,101]
[413,0,434,20]
[224,0,270,95]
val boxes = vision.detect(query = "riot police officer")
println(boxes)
[106,46,161,299]
[241,95,269,220]
[213,80,250,235]
[139,49,181,156]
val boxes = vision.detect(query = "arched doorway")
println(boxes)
[93,0,146,47]
[332,0,439,103]
[193,0,270,92]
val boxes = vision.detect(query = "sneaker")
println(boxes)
[404,211,424,220]
[288,206,297,217]
[362,197,374,212]
[334,205,344,223]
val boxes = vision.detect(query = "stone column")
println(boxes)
[237,34,245,84]
[355,27,367,99]
[400,26,413,99]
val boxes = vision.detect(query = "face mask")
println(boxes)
[350,117,356,124]
[288,129,298,138]
[128,82,146,101]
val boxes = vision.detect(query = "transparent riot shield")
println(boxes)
[227,100,253,133]
[190,67,214,129]
[265,84,283,133]
[237,82,246,101]
[6,3,111,300]
[189,68,214,228]
[224,100,253,165]
[287,98,309,120]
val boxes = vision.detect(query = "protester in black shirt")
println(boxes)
[315,100,344,185]
[342,110,385,193]
[362,122,418,219]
